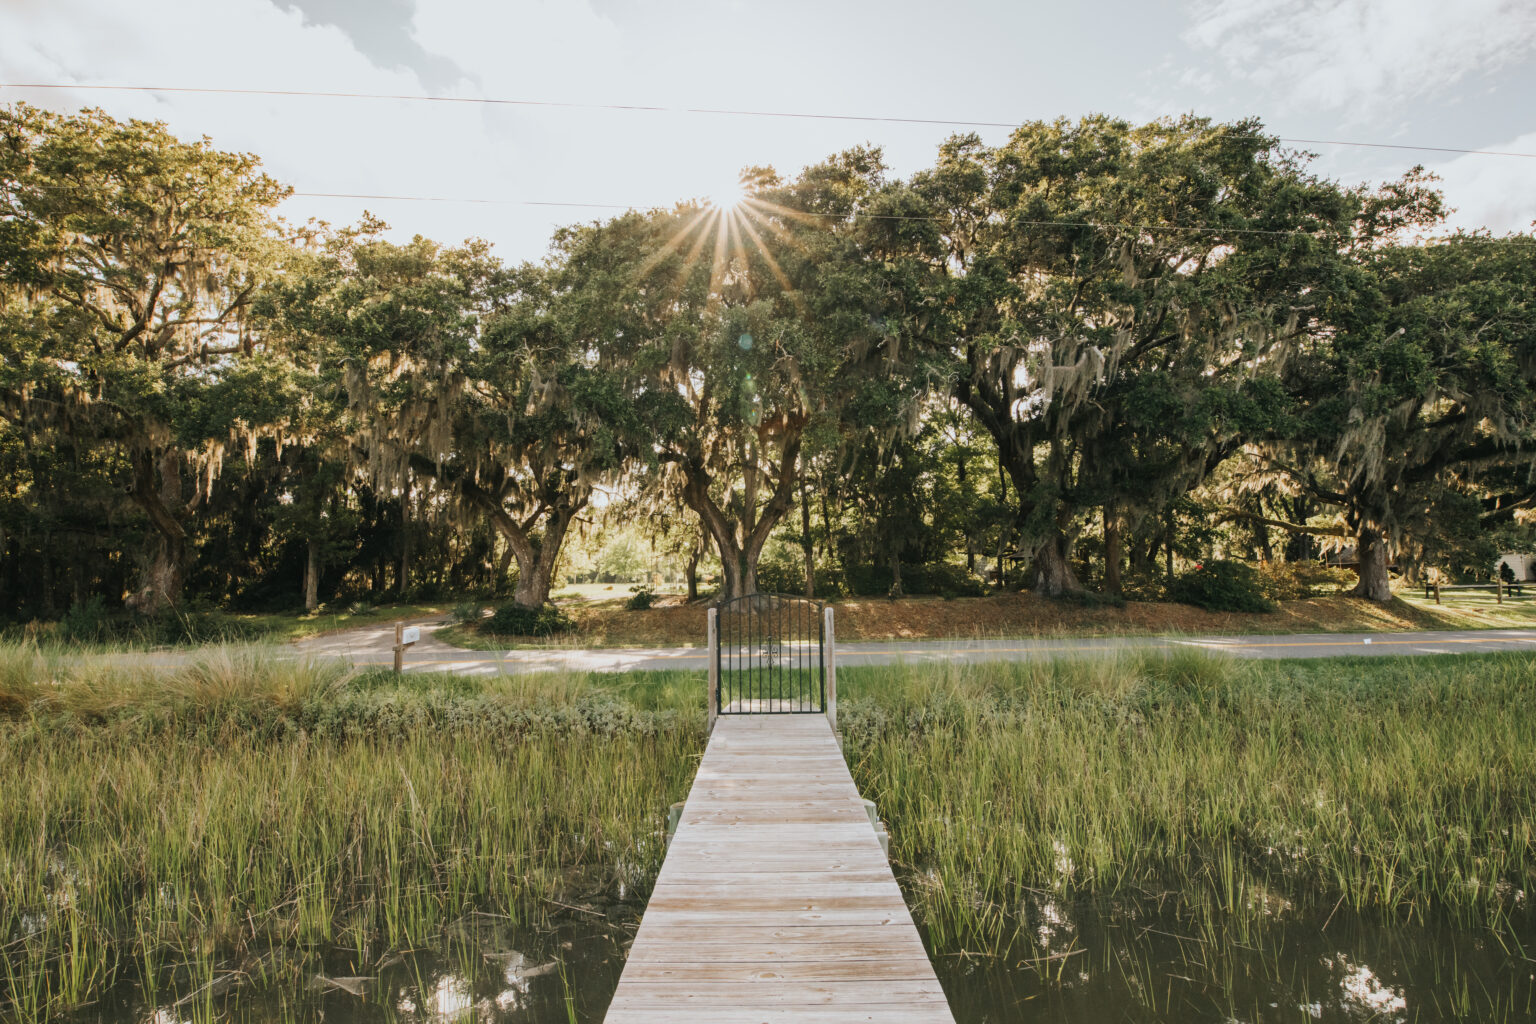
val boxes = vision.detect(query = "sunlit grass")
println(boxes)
[0,653,704,1021]
[839,651,1536,958]
[4,644,1534,1019]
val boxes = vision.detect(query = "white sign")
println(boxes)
[400,626,421,645]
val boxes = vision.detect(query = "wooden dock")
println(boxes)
[604,714,955,1023]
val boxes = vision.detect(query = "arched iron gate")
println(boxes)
[714,594,825,714]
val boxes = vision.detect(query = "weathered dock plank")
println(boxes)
[603,714,955,1023]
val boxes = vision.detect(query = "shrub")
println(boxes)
[1253,560,1357,600]
[449,602,484,624]
[1168,560,1276,613]
[910,562,989,598]
[45,599,265,646]
[754,554,804,595]
[1120,571,1169,602]
[485,603,573,637]
[844,562,989,598]
[58,595,112,643]
[626,586,654,611]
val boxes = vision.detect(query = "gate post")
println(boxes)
[823,605,837,733]
[707,606,719,733]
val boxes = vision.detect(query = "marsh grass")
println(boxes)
[837,651,1536,960]
[5,643,1536,1020]
[0,649,703,1022]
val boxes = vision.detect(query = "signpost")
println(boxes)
[393,623,419,673]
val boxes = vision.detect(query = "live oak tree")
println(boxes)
[872,115,1426,595]
[567,151,922,600]
[9,103,1536,620]
[1263,233,1536,600]
[301,225,645,610]
[0,104,290,611]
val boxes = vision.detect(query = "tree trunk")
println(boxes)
[510,503,579,609]
[1351,527,1393,602]
[496,539,515,592]
[686,543,699,602]
[1165,511,1176,581]
[127,449,187,613]
[1103,505,1123,596]
[304,539,320,612]
[799,477,815,599]
[679,436,801,603]
[889,549,904,599]
[1032,530,1082,597]
[712,542,747,602]
[398,478,411,599]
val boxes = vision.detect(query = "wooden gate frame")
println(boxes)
[708,599,836,734]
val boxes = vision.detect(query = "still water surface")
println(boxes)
[64,897,1533,1023]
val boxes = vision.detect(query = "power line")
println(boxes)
[297,192,635,211]
[15,182,1531,241]
[274,192,1536,242]
[5,81,1536,160]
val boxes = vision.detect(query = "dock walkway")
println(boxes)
[604,714,955,1023]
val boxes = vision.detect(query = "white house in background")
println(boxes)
[1496,552,1536,580]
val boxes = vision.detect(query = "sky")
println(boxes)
[3,0,1534,264]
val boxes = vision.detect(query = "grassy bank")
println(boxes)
[837,652,1536,959]
[0,649,704,1022]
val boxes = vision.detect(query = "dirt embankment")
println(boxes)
[552,592,1448,647]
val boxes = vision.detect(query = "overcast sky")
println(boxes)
[3,0,1534,264]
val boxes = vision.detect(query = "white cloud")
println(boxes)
[1431,130,1536,234]
[409,0,624,102]
[1184,0,1536,115]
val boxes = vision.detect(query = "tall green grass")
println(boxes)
[838,651,1536,957]
[6,642,1535,1018]
[0,647,704,1021]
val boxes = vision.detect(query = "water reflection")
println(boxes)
[51,888,1535,1023]
[66,906,633,1024]
[931,893,1534,1023]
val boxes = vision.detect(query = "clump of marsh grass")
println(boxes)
[841,651,1536,959]
[0,649,706,1021]
[0,640,50,714]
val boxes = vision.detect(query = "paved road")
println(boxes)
[293,620,1536,675]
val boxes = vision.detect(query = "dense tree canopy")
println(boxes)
[3,103,1534,621]
[0,104,290,611]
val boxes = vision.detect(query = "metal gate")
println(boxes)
[714,594,825,714]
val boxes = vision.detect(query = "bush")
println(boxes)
[753,554,804,595]
[58,595,112,643]
[1120,571,1169,602]
[43,599,265,646]
[485,604,573,637]
[1168,560,1276,613]
[753,553,852,598]
[910,562,989,598]
[844,561,989,598]
[449,602,484,624]
[1253,560,1357,600]
[626,586,654,611]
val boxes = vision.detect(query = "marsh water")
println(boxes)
[931,895,1535,1023]
[56,895,1533,1023]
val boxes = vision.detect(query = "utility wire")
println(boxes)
[5,81,1535,160]
[18,182,1531,242]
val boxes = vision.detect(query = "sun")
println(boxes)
[709,174,746,210]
